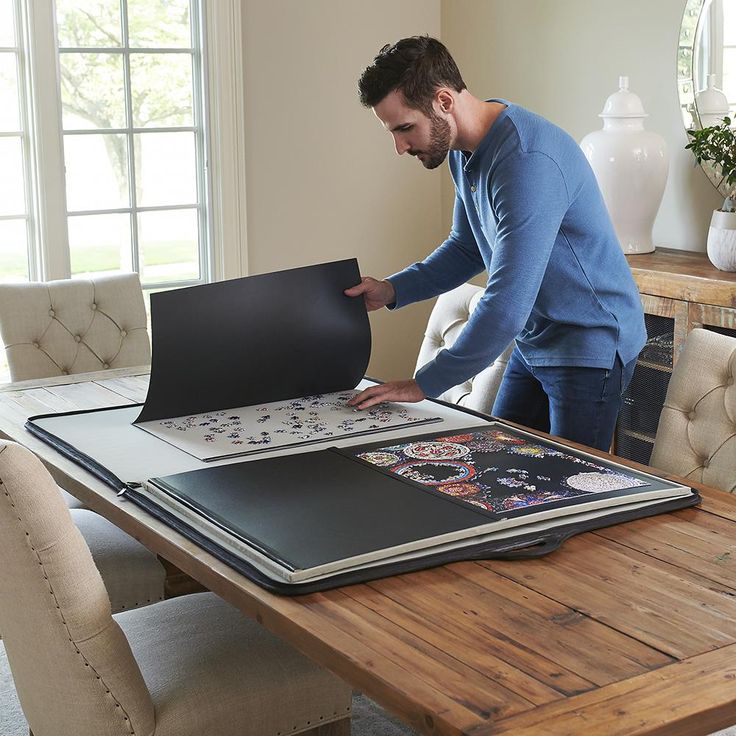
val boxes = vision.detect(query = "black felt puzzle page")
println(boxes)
[136,259,370,422]
[149,448,490,571]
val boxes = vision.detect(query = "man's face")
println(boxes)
[373,90,452,170]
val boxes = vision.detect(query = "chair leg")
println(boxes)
[300,716,350,735]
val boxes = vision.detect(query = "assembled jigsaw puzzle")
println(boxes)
[356,426,650,516]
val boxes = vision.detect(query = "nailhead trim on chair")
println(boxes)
[70,509,166,613]
[1,466,138,735]
[274,705,352,735]
[117,599,156,610]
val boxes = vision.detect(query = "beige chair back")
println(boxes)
[416,283,512,413]
[0,441,155,736]
[0,273,151,381]
[650,328,736,493]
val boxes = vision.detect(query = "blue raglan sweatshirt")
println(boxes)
[386,101,647,399]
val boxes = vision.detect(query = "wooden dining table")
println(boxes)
[1,366,735,736]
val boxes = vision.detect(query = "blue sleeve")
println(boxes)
[415,152,570,397]
[385,194,485,308]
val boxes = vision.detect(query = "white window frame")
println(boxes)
[23,0,70,280]
[15,0,247,285]
[203,0,248,281]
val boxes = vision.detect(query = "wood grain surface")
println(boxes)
[628,248,736,308]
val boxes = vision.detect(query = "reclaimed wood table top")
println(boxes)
[1,367,735,736]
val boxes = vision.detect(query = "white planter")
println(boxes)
[707,210,736,272]
[580,77,669,255]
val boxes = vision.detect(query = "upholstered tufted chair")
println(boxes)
[416,283,513,414]
[649,328,736,493]
[0,272,165,613]
[0,272,150,381]
[0,440,352,736]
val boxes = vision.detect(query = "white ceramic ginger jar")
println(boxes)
[580,76,669,254]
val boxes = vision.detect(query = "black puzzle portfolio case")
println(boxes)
[26,259,699,595]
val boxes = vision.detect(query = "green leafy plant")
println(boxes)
[686,116,736,212]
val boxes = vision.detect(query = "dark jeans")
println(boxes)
[491,347,637,452]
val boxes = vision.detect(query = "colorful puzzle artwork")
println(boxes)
[136,390,443,461]
[356,427,649,514]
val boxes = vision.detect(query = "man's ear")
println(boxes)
[436,89,454,114]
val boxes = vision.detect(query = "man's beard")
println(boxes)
[412,113,451,170]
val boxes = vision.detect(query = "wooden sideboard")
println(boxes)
[615,248,736,464]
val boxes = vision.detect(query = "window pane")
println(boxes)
[56,0,122,48]
[0,52,20,131]
[135,132,196,206]
[0,219,29,282]
[725,1,736,45]
[139,208,199,283]
[60,52,125,129]
[0,137,25,215]
[130,53,193,127]
[0,1,15,46]
[64,133,129,211]
[69,213,131,276]
[724,48,736,105]
[127,0,191,48]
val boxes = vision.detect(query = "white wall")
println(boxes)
[241,0,443,380]
[239,0,723,381]
[441,0,722,250]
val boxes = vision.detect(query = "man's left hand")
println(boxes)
[348,379,426,410]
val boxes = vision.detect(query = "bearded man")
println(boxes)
[345,36,646,452]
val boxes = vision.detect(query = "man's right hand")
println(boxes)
[344,277,396,312]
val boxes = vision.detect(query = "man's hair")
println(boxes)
[358,36,466,114]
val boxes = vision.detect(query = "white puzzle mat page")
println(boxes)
[135,380,444,461]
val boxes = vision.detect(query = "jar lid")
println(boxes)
[599,76,648,119]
